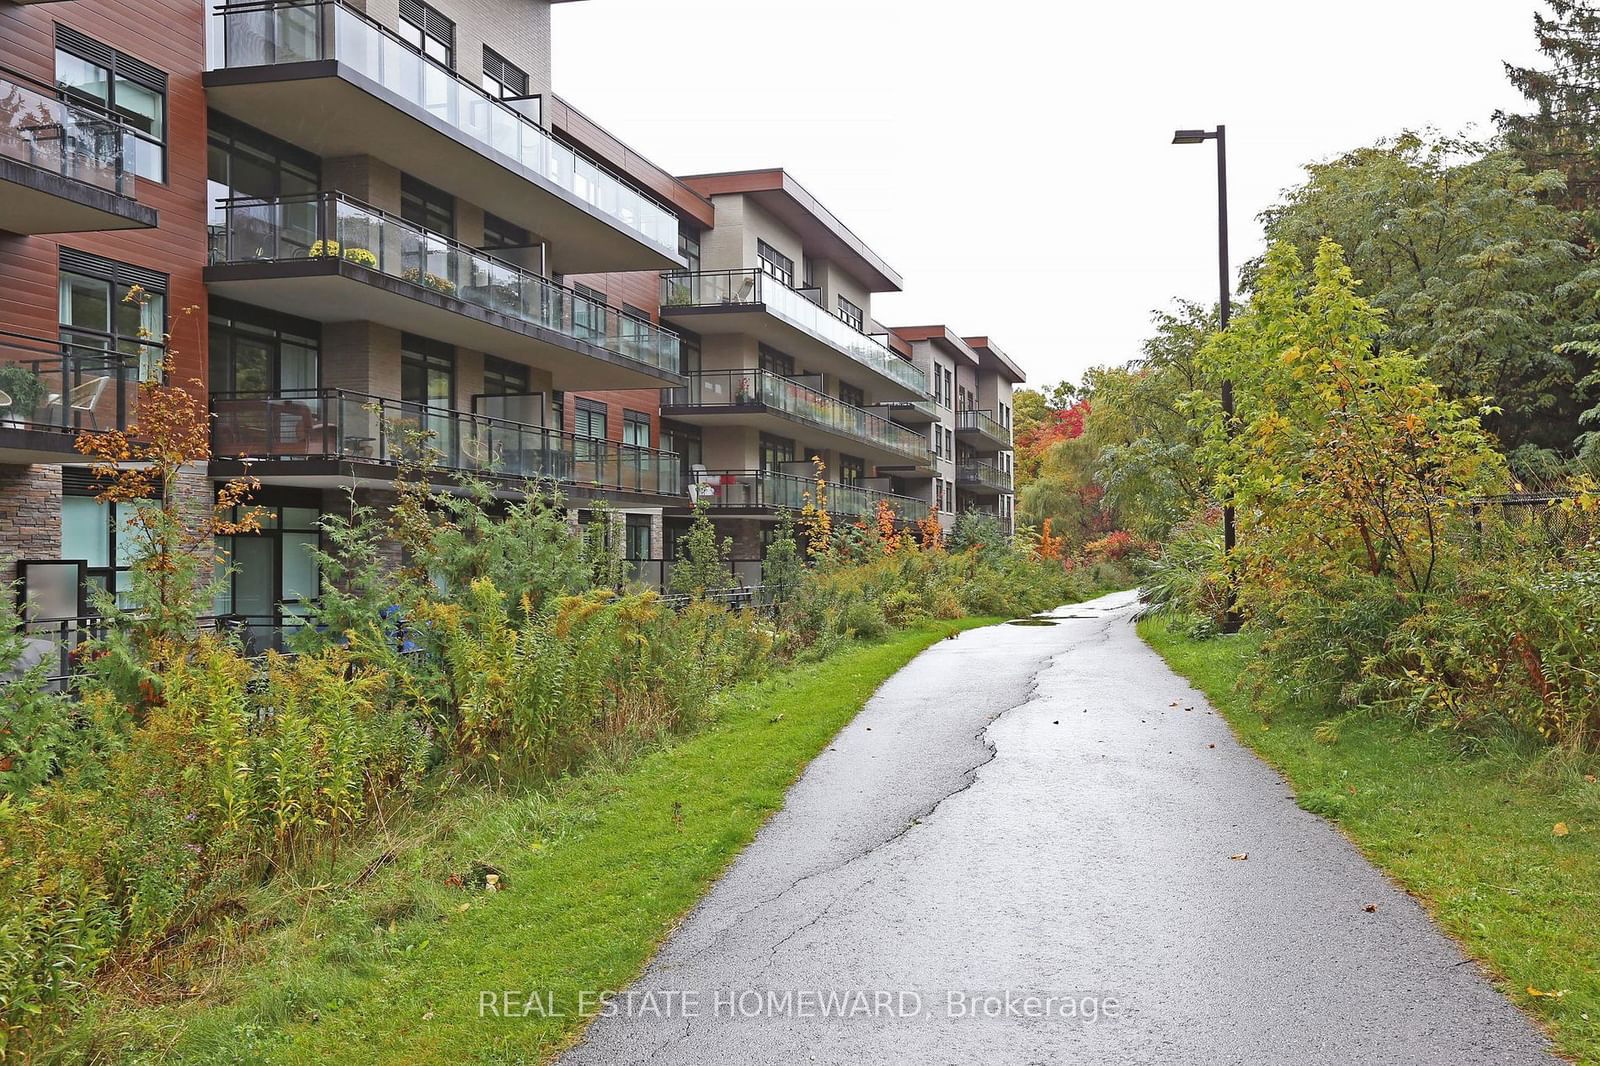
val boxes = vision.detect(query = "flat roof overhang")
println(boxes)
[679,169,901,293]
[0,428,87,465]
[209,457,680,508]
[892,325,982,367]
[0,158,156,234]
[873,401,939,425]
[205,258,685,391]
[875,459,938,480]
[955,423,1011,453]
[656,403,925,471]
[963,335,1027,383]
[204,62,681,275]
[659,304,925,402]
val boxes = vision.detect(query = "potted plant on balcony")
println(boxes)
[402,266,458,296]
[0,364,47,426]
[736,375,754,405]
[308,239,378,268]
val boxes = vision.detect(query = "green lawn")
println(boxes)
[1140,617,1600,1066]
[89,618,996,1065]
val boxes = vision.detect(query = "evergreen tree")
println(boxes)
[1498,0,1600,212]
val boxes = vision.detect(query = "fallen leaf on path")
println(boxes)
[1363,904,1377,913]
[1208,743,1216,749]
[1585,775,1596,784]
[1229,853,1249,861]
[1347,786,1359,795]
[1553,822,1570,837]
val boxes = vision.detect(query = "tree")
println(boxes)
[1497,0,1600,213]
[1198,240,1507,607]
[669,499,733,599]
[1256,133,1600,458]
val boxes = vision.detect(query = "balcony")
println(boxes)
[956,459,1011,495]
[204,0,678,273]
[207,193,683,389]
[688,469,930,523]
[660,368,933,468]
[873,397,940,425]
[0,334,141,463]
[660,270,927,400]
[955,407,1011,451]
[0,68,156,233]
[211,389,682,498]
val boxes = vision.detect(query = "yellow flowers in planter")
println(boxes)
[308,239,378,268]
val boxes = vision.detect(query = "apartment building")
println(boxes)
[0,0,1025,660]
[0,0,709,654]
[889,327,1021,533]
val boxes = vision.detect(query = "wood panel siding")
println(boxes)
[0,3,211,388]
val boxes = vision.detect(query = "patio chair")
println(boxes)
[44,375,110,430]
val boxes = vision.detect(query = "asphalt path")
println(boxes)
[561,591,1558,1065]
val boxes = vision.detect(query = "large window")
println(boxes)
[757,239,794,287]
[401,334,455,455]
[215,499,323,654]
[481,47,528,99]
[573,283,608,341]
[678,230,701,272]
[61,471,140,609]
[399,0,455,68]
[401,173,454,237]
[624,514,651,563]
[759,432,795,472]
[208,115,319,232]
[56,27,166,182]
[839,382,864,409]
[58,249,165,382]
[839,454,865,485]
[482,212,531,252]
[837,295,864,331]
[477,355,540,424]
[575,397,608,440]
[659,418,701,474]
[623,408,650,447]
[758,344,794,377]
[209,299,319,395]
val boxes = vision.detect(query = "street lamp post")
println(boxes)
[1172,125,1241,634]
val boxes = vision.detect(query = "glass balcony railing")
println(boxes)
[208,192,682,376]
[0,332,141,437]
[0,67,137,198]
[956,407,1010,444]
[207,0,677,253]
[662,368,932,464]
[690,468,929,522]
[660,270,927,395]
[957,459,1011,492]
[211,388,683,496]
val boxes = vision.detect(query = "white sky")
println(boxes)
[554,0,1544,389]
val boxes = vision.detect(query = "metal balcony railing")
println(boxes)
[957,459,1011,492]
[689,468,930,522]
[211,388,683,496]
[0,332,143,437]
[660,269,927,395]
[956,407,1010,444]
[208,192,682,375]
[207,0,677,251]
[0,67,138,198]
[662,368,931,463]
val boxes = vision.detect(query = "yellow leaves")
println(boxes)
[1527,986,1568,999]
[1552,822,1570,838]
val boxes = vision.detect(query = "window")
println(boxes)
[575,397,608,440]
[58,249,166,382]
[56,28,166,182]
[401,333,455,455]
[624,514,651,562]
[573,283,608,341]
[214,498,323,653]
[208,114,319,233]
[931,426,941,458]
[758,344,793,377]
[679,329,702,375]
[619,303,652,356]
[837,295,864,331]
[759,432,795,472]
[481,47,528,99]
[399,0,454,67]
[209,298,319,395]
[482,212,531,251]
[945,427,954,456]
[678,230,701,272]
[623,409,651,448]
[401,174,454,237]
[839,382,864,409]
[660,418,702,474]
[757,239,794,287]
[551,390,564,433]
[477,355,540,424]
[839,454,865,485]
[935,479,944,513]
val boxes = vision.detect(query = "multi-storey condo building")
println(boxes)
[888,327,1021,532]
[0,0,1023,662]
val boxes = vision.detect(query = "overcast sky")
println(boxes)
[554,1,1544,389]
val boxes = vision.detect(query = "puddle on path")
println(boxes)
[1006,618,1059,626]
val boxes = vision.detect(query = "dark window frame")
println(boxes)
[757,239,794,287]
[837,295,864,331]
[399,0,455,68]
[55,27,168,183]
[481,46,528,99]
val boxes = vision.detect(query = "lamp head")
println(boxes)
[1172,129,1213,145]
